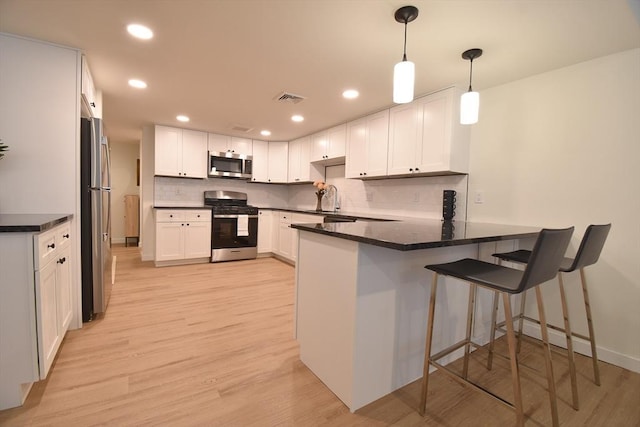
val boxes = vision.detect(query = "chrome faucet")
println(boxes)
[326,184,340,212]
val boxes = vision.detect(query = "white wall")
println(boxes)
[110,142,139,244]
[467,48,640,370]
[0,34,83,329]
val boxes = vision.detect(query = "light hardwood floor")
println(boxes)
[1,246,639,426]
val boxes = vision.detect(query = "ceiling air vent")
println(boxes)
[230,124,253,133]
[273,91,306,104]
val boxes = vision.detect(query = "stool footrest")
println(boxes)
[430,359,516,411]
[499,315,592,344]
[430,338,478,363]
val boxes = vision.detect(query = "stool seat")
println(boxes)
[426,259,525,293]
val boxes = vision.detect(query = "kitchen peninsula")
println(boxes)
[292,219,540,412]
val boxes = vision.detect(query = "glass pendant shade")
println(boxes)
[393,60,415,104]
[460,90,479,125]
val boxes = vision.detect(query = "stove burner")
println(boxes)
[204,190,258,215]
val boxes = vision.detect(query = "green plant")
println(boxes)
[0,140,8,160]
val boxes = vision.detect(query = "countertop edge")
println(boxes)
[292,223,540,251]
[0,214,73,233]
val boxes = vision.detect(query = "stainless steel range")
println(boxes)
[204,190,258,262]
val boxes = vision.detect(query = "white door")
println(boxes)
[251,140,269,182]
[181,129,208,178]
[155,222,185,261]
[365,109,390,178]
[345,118,367,178]
[388,102,419,176]
[184,221,211,259]
[155,126,182,177]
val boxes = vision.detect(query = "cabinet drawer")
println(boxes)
[34,228,57,270]
[156,210,186,222]
[185,210,211,222]
[56,222,72,249]
[279,212,291,224]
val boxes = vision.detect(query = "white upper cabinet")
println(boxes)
[388,87,470,176]
[251,140,288,183]
[310,124,346,164]
[289,136,323,183]
[208,133,252,156]
[346,110,390,179]
[81,55,101,118]
[268,141,289,183]
[251,140,269,182]
[155,126,207,178]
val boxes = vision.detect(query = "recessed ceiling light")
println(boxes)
[176,115,189,122]
[127,24,153,40]
[260,130,271,136]
[291,115,304,122]
[128,79,147,89]
[342,89,359,99]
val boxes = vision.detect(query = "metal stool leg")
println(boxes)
[420,272,439,416]
[535,286,560,427]
[462,283,477,379]
[580,268,601,386]
[502,292,524,427]
[558,273,579,410]
[487,290,500,370]
[516,291,527,353]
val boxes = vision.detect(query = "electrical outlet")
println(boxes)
[365,191,373,202]
[474,191,484,204]
[175,187,181,195]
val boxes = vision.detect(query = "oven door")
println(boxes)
[211,214,258,249]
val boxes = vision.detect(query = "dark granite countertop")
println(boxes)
[256,207,397,222]
[154,206,212,210]
[0,214,73,233]
[291,219,541,251]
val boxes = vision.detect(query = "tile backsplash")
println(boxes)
[155,165,468,220]
[289,165,468,220]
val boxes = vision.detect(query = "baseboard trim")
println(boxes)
[522,322,640,374]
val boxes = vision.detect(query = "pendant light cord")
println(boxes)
[468,58,474,91]
[402,21,408,61]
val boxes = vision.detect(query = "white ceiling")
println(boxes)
[1,0,639,145]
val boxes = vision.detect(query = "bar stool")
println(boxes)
[489,223,611,411]
[421,227,574,427]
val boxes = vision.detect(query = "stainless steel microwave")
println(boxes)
[208,151,253,179]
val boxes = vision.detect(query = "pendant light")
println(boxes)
[460,48,483,124]
[393,6,419,104]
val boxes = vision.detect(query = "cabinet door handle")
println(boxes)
[409,168,413,172]
[57,257,66,264]
[363,172,367,176]
[415,167,420,171]
[47,243,55,249]
[90,102,96,107]
[63,233,70,238]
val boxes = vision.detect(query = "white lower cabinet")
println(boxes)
[0,219,73,410]
[257,210,273,253]
[155,210,211,265]
[272,211,323,263]
[277,212,293,260]
[34,221,73,380]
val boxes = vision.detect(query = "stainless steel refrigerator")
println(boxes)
[81,117,113,322]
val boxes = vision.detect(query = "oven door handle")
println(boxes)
[213,214,259,219]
